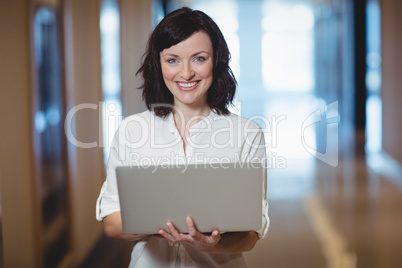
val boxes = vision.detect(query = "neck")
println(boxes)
[173,103,211,125]
[172,103,211,140]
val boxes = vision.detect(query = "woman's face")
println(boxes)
[160,31,213,110]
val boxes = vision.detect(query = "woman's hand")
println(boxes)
[158,217,221,252]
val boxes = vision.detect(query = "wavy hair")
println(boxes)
[137,7,236,117]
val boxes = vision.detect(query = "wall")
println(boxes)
[0,0,107,266]
[120,0,150,116]
[381,0,402,164]
[0,1,41,267]
[0,0,153,266]
[63,0,105,265]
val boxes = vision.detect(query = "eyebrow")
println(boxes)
[162,51,209,58]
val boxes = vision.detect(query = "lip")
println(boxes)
[176,81,200,91]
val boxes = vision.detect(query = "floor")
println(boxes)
[244,157,402,268]
[81,146,402,268]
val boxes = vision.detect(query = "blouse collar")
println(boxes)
[167,109,217,134]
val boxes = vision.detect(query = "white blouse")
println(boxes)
[96,109,269,268]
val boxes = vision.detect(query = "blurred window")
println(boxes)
[100,0,122,163]
[262,1,315,92]
[365,0,382,154]
[33,5,70,267]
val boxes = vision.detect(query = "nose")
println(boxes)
[180,62,195,80]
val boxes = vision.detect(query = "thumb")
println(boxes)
[210,229,221,242]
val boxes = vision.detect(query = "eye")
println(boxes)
[167,58,178,64]
[194,56,206,62]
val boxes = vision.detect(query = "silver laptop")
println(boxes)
[116,162,264,234]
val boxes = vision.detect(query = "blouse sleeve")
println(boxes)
[96,120,131,221]
[240,122,270,239]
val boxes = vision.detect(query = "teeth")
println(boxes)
[178,82,198,88]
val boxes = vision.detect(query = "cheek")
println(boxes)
[161,64,175,81]
[197,63,214,79]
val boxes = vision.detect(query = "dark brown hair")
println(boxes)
[137,7,236,117]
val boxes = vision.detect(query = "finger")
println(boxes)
[158,228,172,240]
[186,217,199,237]
[210,230,221,242]
[166,221,180,238]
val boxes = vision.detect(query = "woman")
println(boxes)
[96,7,269,267]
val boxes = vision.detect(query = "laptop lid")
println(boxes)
[116,162,263,234]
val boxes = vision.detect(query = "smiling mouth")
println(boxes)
[177,81,200,90]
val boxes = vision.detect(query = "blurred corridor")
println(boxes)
[80,149,402,268]
[1,0,402,267]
